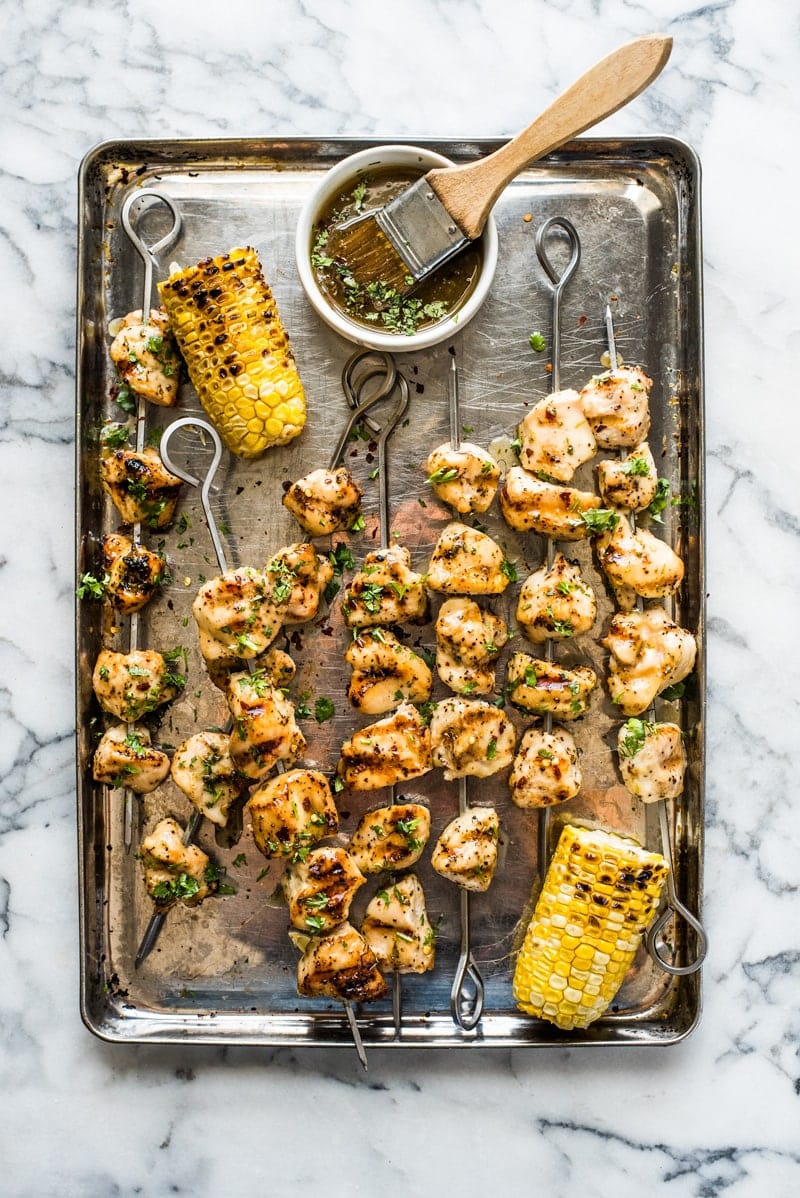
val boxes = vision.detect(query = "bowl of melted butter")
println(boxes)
[295,145,498,351]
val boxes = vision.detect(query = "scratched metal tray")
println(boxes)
[76,137,704,1048]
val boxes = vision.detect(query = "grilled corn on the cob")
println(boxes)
[513,824,668,1030]
[158,247,306,459]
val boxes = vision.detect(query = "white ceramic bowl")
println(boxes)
[294,144,498,352]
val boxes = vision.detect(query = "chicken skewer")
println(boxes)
[340,353,414,1038]
[135,413,374,1069]
[441,353,489,1033]
[603,305,706,975]
[118,191,183,851]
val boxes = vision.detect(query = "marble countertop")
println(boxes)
[2,0,799,1194]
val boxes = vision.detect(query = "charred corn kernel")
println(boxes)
[513,824,668,1030]
[158,247,306,459]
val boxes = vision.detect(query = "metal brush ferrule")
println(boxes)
[376,178,468,280]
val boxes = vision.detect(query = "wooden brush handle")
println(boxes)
[426,33,672,239]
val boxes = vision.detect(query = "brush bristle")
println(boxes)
[335,215,416,295]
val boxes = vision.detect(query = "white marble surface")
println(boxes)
[2,0,799,1194]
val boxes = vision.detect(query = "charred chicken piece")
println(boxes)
[100,447,182,529]
[140,816,212,907]
[603,606,697,717]
[430,697,516,780]
[345,628,432,715]
[226,670,306,780]
[516,553,597,643]
[362,874,436,974]
[435,597,508,696]
[170,731,245,827]
[509,725,581,808]
[193,567,282,666]
[593,514,684,610]
[265,542,334,624]
[426,522,511,595]
[109,307,181,407]
[283,466,363,536]
[92,648,184,722]
[424,442,501,513]
[343,545,428,628]
[296,921,387,1003]
[431,807,500,893]
[347,802,431,874]
[500,468,601,538]
[597,442,658,511]
[506,653,596,720]
[92,724,170,793]
[618,718,687,802]
[580,365,652,448]
[283,846,366,933]
[246,767,338,860]
[516,389,597,482]
[101,533,165,614]
[338,702,432,791]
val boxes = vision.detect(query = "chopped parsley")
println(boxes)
[622,454,651,477]
[314,697,335,723]
[76,572,108,600]
[647,478,671,523]
[529,331,546,352]
[580,508,620,534]
[619,718,655,758]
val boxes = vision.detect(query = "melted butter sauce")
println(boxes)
[311,167,482,336]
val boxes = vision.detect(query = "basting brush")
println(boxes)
[337,34,672,295]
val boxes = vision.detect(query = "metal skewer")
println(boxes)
[603,305,707,975]
[119,190,182,852]
[447,352,485,1033]
[337,349,411,1042]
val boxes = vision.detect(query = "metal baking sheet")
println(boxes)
[76,137,704,1048]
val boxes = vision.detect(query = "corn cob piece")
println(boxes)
[513,824,668,1030]
[158,247,306,459]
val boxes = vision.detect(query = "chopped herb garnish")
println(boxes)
[427,466,459,486]
[647,478,671,523]
[622,454,651,477]
[314,697,335,723]
[76,572,108,600]
[529,332,546,352]
[580,508,620,533]
[500,558,518,582]
[486,738,498,760]
[619,718,656,758]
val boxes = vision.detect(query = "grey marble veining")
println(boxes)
[1,0,799,1194]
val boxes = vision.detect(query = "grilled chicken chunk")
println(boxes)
[431,807,500,893]
[109,308,181,406]
[283,466,363,536]
[140,816,211,907]
[265,542,334,624]
[506,653,597,720]
[427,523,511,595]
[430,698,516,780]
[338,702,432,791]
[516,553,597,643]
[203,644,296,693]
[92,648,183,721]
[594,514,684,609]
[345,628,432,715]
[296,921,387,1003]
[343,545,428,628]
[193,567,282,665]
[509,725,581,808]
[603,606,697,717]
[348,802,431,874]
[597,442,658,511]
[100,447,182,529]
[101,533,165,614]
[424,442,501,513]
[618,719,686,802]
[500,467,601,538]
[435,598,508,695]
[170,731,244,827]
[283,846,366,933]
[516,389,597,482]
[362,875,435,974]
[226,671,306,779]
[247,768,338,859]
[580,366,652,448]
[92,724,170,793]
